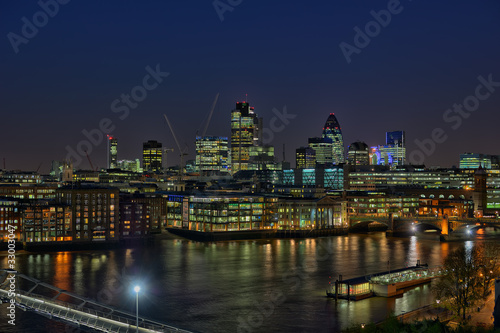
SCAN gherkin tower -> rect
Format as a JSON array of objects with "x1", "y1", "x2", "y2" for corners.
[{"x1": 321, "y1": 113, "x2": 345, "y2": 164}]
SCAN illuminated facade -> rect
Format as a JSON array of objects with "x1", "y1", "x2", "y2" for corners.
[
  {"x1": 187, "y1": 195, "x2": 278, "y2": 232},
  {"x1": 195, "y1": 136, "x2": 229, "y2": 174},
  {"x1": 57, "y1": 187, "x2": 120, "y2": 242},
  {"x1": 321, "y1": 113, "x2": 345, "y2": 164},
  {"x1": 296, "y1": 147, "x2": 316, "y2": 169},
  {"x1": 370, "y1": 131, "x2": 406, "y2": 167},
  {"x1": 277, "y1": 196, "x2": 347, "y2": 229},
  {"x1": 143, "y1": 140, "x2": 163, "y2": 172},
  {"x1": 460, "y1": 153, "x2": 493, "y2": 169},
  {"x1": 119, "y1": 195, "x2": 149, "y2": 238},
  {"x1": 117, "y1": 159, "x2": 142, "y2": 173},
  {"x1": 107, "y1": 136, "x2": 118, "y2": 169},
  {"x1": 249, "y1": 145, "x2": 276, "y2": 171},
  {"x1": 0, "y1": 185, "x2": 57, "y2": 200},
  {"x1": 230, "y1": 102, "x2": 259, "y2": 173},
  {"x1": 0, "y1": 199, "x2": 22, "y2": 241},
  {"x1": 308, "y1": 137, "x2": 333, "y2": 165},
  {"x1": 347, "y1": 141, "x2": 369, "y2": 166},
  {"x1": 23, "y1": 203, "x2": 73, "y2": 242}
]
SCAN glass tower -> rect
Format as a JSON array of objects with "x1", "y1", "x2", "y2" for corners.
[
  {"x1": 321, "y1": 113, "x2": 345, "y2": 164},
  {"x1": 142, "y1": 140, "x2": 163, "y2": 172},
  {"x1": 230, "y1": 102, "x2": 258, "y2": 173},
  {"x1": 107, "y1": 136, "x2": 118, "y2": 169}
]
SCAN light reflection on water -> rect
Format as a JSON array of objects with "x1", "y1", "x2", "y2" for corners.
[{"x1": 0, "y1": 232, "x2": 490, "y2": 332}]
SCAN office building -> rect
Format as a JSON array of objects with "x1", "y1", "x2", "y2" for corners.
[
  {"x1": 230, "y1": 101, "x2": 259, "y2": 173},
  {"x1": 107, "y1": 136, "x2": 118, "y2": 169},
  {"x1": 370, "y1": 131, "x2": 406, "y2": 167},
  {"x1": 195, "y1": 136, "x2": 229, "y2": 174},
  {"x1": 321, "y1": 113, "x2": 345, "y2": 164},
  {"x1": 347, "y1": 141, "x2": 369, "y2": 166},
  {"x1": 249, "y1": 145, "x2": 275, "y2": 171},
  {"x1": 460, "y1": 153, "x2": 493, "y2": 169},
  {"x1": 57, "y1": 186, "x2": 120, "y2": 242},
  {"x1": 143, "y1": 140, "x2": 163, "y2": 172},
  {"x1": 308, "y1": 137, "x2": 333, "y2": 165},
  {"x1": 296, "y1": 147, "x2": 316, "y2": 169}
]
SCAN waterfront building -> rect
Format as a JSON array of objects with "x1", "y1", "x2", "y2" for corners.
[
  {"x1": 143, "y1": 140, "x2": 163, "y2": 172},
  {"x1": 119, "y1": 194, "x2": 149, "y2": 238},
  {"x1": 321, "y1": 113, "x2": 345, "y2": 164},
  {"x1": 0, "y1": 199, "x2": 22, "y2": 241},
  {"x1": 23, "y1": 202, "x2": 72, "y2": 242},
  {"x1": 186, "y1": 194, "x2": 278, "y2": 232},
  {"x1": 296, "y1": 147, "x2": 316, "y2": 169},
  {"x1": 343, "y1": 191, "x2": 419, "y2": 217},
  {"x1": 107, "y1": 136, "x2": 118, "y2": 169},
  {"x1": 418, "y1": 198, "x2": 473, "y2": 218},
  {"x1": 195, "y1": 136, "x2": 229, "y2": 174},
  {"x1": 230, "y1": 101, "x2": 260, "y2": 173},
  {"x1": 347, "y1": 141, "x2": 369, "y2": 166},
  {"x1": 277, "y1": 196, "x2": 347, "y2": 229},
  {"x1": 56, "y1": 186, "x2": 120, "y2": 242}
]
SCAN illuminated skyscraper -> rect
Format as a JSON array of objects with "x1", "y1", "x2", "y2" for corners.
[
  {"x1": 308, "y1": 137, "x2": 333, "y2": 165},
  {"x1": 142, "y1": 140, "x2": 162, "y2": 172},
  {"x1": 370, "y1": 131, "x2": 406, "y2": 167},
  {"x1": 107, "y1": 136, "x2": 118, "y2": 169},
  {"x1": 195, "y1": 136, "x2": 229, "y2": 174},
  {"x1": 347, "y1": 141, "x2": 369, "y2": 166},
  {"x1": 321, "y1": 113, "x2": 345, "y2": 164},
  {"x1": 296, "y1": 146, "x2": 316, "y2": 169},
  {"x1": 231, "y1": 101, "x2": 259, "y2": 173}
]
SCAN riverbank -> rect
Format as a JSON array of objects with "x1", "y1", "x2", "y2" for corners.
[{"x1": 166, "y1": 227, "x2": 348, "y2": 241}]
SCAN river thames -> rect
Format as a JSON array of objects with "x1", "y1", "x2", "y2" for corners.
[{"x1": 0, "y1": 232, "x2": 484, "y2": 332}]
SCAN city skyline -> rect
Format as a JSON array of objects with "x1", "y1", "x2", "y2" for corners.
[{"x1": 2, "y1": 1, "x2": 500, "y2": 172}]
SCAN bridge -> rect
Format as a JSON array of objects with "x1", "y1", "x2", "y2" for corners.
[
  {"x1": 349, "y1": 215, "x2": 500, "y2": 238},
  {"x1": 0, "y1": 269, "x2": 192, "y2": 333}
]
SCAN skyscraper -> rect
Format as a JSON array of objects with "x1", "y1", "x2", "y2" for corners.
[
  {"x1": 296, "y1": 146, "x2": 316, "y2": 169},
  {"x1": 347, "y1": 141, "x2": 369, "y2": 166},
  {"x1": 321, "y1": 113, "x2": 345, "y2": 164},
  {"x1": 195, "y1": 136, "x2": 229, "y2": 174},
  {"x1": 142, "y1": 140, "x2": 162, "y2": 172},
  {"x1": 230, "y1": 101, "x2": 259, "y2": 173},
  {"x1": 107, "y1": 136, "x2": 118, "y2": 169},
  {"x1": 308, "y1": 137, "x2": 333, "y2": 165},
  {"x1": 371, "y1": 131, "x2": 406, "y2": 167}
]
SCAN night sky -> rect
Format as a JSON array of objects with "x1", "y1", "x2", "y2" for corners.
[{"x1": 1, "y1": 0, "x2": 500, "y2": 172}]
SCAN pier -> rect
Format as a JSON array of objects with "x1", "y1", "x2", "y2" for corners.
[{"x1": 327, "y1": 262, "x2": 444, "y2": 300}]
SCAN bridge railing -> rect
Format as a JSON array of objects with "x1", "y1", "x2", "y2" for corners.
[{"x1": 7, "y1": 290, "x2": 189, "y2": 333}]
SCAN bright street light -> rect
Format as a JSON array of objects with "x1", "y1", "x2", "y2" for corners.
[{"x1": 134, "y1": 285, "x2": 141, "y2": 333}]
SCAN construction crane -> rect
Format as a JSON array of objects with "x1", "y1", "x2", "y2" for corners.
[
  {"x1": 84, "y1": 151, "x2": 97, "y2": 171},
  {"x1": 163, "y1": 148, "x2": 174, "y2": 170},
  {"x1": 201, "y1": 93, "x2": 219, "y2": 137},
  {"x1": 163, "y1": 115, "x2": 188, "y2": 182}
]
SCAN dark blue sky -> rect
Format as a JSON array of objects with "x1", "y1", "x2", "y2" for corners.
[{"x1": 1, "y1": 0, "x2": 500, "y2": 172}]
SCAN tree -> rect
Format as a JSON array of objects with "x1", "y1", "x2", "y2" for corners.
[
  {"x1": 434, "y1": 245, "x2": 483, "y2": 321},
  {"x1": 476, "y1": 243, "x2": 500, "y2": 299}
]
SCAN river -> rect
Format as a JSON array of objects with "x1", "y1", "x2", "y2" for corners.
[{"x1": 0, "y1": 232, "x2": 480, "y2": 332}]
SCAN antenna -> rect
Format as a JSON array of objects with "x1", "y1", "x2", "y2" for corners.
[{"x1": 201, "y1": 93, "x2": 220, "y2": 137}]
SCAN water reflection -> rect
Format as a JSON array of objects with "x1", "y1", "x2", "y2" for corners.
[{"x1": 0, "y1": 233, "x2": 471, "y2": 332}]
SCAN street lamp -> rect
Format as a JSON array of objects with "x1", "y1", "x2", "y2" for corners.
[{"x1": 134, "y1": 285, "x2": 140, "y2": 333}]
